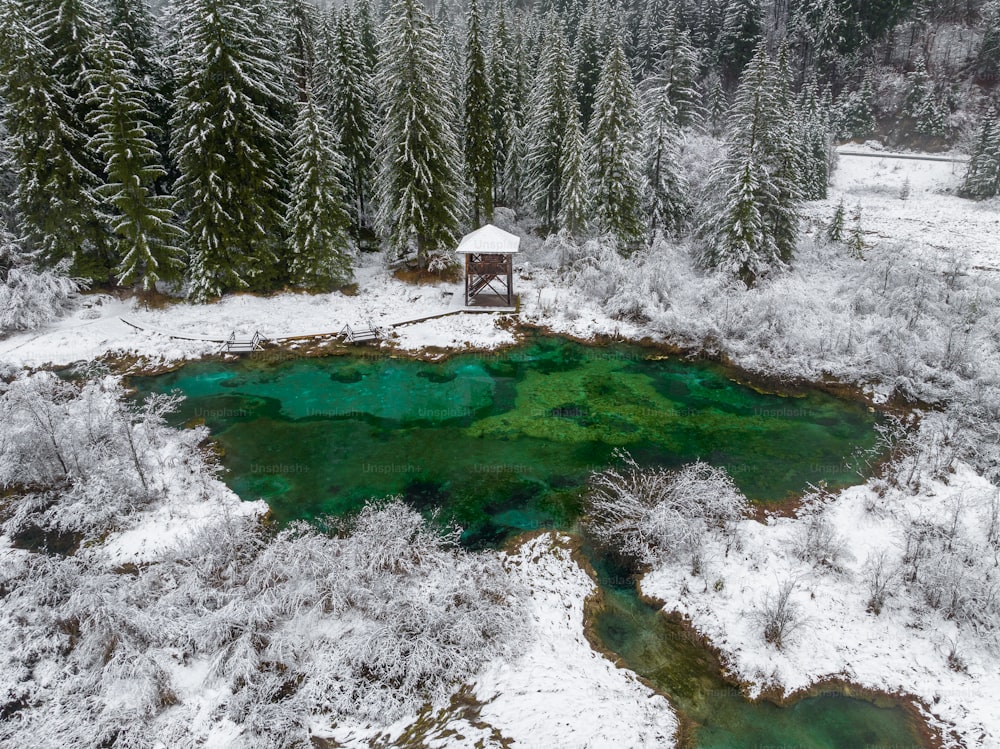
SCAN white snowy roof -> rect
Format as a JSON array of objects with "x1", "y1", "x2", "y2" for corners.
[{"x1": 455, "y1": 224, "x2": 520, "y2": 254}]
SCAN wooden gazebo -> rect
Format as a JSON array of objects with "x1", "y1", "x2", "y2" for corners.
[{"x1": 456, "y1": 224, "x2": 520, "y2": 308}]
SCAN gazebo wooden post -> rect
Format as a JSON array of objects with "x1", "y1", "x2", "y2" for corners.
[{"x1": 506, "y1": 255, "x2": 512, "y2": 306}]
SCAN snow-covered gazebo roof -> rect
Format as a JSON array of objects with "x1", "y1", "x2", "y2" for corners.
[{"x1": 455, "y1": 224, "x2": 520, "y2": 255}]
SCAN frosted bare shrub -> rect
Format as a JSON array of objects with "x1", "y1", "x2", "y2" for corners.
[
  {"x1": 584, "y1": 451, "x2": 748, "y2": 570},
  {"x1": 0, "y1": 372, "x2": 214, "y2": 542},
  {"x1": 793, "y1": 493, "x2": 849, "y2": 572},
  {"x1": 864, "y1": 550, "x2": 900, "y2": 615},
  {"x1": 755, "y1": 578, "x2": 802, "y2": 650}
]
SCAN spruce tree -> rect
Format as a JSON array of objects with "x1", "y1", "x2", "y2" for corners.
[
  {"x1": 847, "y1": 204, "x2": 864, "y2": 259},
  {"x1": 798, "y1": 82, "x2": 833, "y2": 201},
  {"x1": 525, "y1": 14, "x2": 575, "y2": 231},
  {"x1": 375, "y1": 0, "x2": 464, "y2": 266},
  {"x1": 835, "y1": 76, "x2": 877, "y2": 140},
  {"x1": 589, "y1": 36, "x2": 646, "y2": 251},
  {"x1": 961, "y1": 109, "x2": 1000, "y2": 199},
  {"x1": 903, "y1": 59, "x2": 947, "y2": 138},
  {"x1": 640, "y1": 82, "x2": 689, "y2": 242},
  {"x1": 87, "y1": 35, "x2": 184, "y2": 290},
  {"x1": 327, "y1": 10, "x2": 377, "y2": 240},
  {"x1": 106, "y1": 0, "x2": 173, "y2": 182},
  {"x1": 718, "y1": 0, "x2": 762, "y2": 83},
  {"x1": 573, "y1": 0, "x2": 608, "y2": 129},
  {"x1": 645, "y1": 10, "x2": 703, "y2": 129},
  {"x1": 827, "y1": 199, "x2": 845, "y2": 242},
  {"x1": 701, "y1": 45, "x2": 800, "y2": 285},
  {"x1": 170, "y1": 0, "x2": 291, "y2": 299},
  {"x1": 354, "y1": 0, "x2": 379, "y2": 75},
  {"x1": 974, "y1": 0, "x2": 1000, "y2": 83},
  {"x1": 464, "y1": 0, "x2": 494, "y2": 226},
  {"x1": 0, "y1": 2, "x2": 109, "y2": 279},
  {"x1": 285, "y1": 94, "x2": 353, "y2": 290},
  {"x1": 558, "y1": 100, "x2": 590, "y2": 238},
  {"x1": 635, "y1": 0, "x2": 670, "y2": 77},
  {"x1": 489, "y1": 1, "x2": 519, "y2": 207},
  {"x1": 32, "y1": 0, "x2": 104, "y2": 123},
  {"x1": 281, "y1": 0, "x2": 320, "y2": 100}
]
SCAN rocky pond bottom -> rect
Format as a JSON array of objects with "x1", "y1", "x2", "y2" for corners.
[{"x1": 132, "y1": 336, "x2": 927, "y2": 748}]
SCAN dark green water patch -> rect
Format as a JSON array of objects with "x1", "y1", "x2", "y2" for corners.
[
  {"x1": 131, "y1": 336, "x2": 926, "y2": 748},
  {"x1": 133, "y1": 337, "x2": 880, "y2": 539}
]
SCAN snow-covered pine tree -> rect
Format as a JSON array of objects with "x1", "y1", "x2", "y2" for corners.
[
  {"x1": 464, "y1": 0, "x2": 494, "y2": 226},
  {"x1": 701, "y1": 44, "x2": 800, "y2": 285},
  {"x1": 106, "y1": 0, "x2": 172, "y2": 161},
  {"x1": 827, "y1": 198, "x2": 845, "y2": 242},
  {"x1": 285, "y1": 93, "x2": 353, "y2": 290},
  {"x1": 573, "y1": 0, "x2": 609, "y2": 129},
  {"x1": 847, "y1": 203, "x2": 864, "y2": 258},
  {"x1": 835, "y1": 75, "x2": 877, "y2": 140},
  {"x1": 798, "y1": 81, "x2": 833, "y2": 201},
  {"x1": 489, "y1": 1, "x2": 519, "y2": 208},
  {"x1": 639, "y1": 78, "x2": 689, "y2": 242},
  {"x1": 32, "y1": 0, "x2": 104, "y2": 125},
  {"x1": 375, "y1": 0, "x2": 464, "y2": 267},
  {"x1": 326, "y1": 9, "x2": 377, "y2": 240},
  {"x1": 525, "y1": 14, "x2": 575, "y2": 231},
  {"x1": 763, "y1": 46, "x2": 803, "y2": 265},
  {"x1": 86, "y1": 35, "x2": 184, "y2": 290},
  {"x1": 903, "y1": 59, "x2": 948, "y2": 138},
  {"x1": 975, "y1": 0, "x2": 1000, "y2": 83},
  {"x1": 787, "y1": 0, "x2": 848, "y2": 84},
  {"x1": 717, "y1": 0, "x2": 762, "y2": 83},
  {"x1": 635, "y1": 0, "x2": 670, "y2": 77},
  {"x1": 589, "y1": 35, "x2": 646, "y2": 251},
  {"x1": 170, "y1": 0, "x2": 291, "y2": 299},
  {"x1": 281, "y1": 0, "x2": 320, "y2": 100},
  {"x1": 0, "y1": 2, "x2": 109, "y2": 280},
  {"x1": 703, "y1": 71, "x2": 728, "y2": 137},
  {"x1": 558, "y1": 99, "x2": 590, "y2": 238},
  {"x1": 646, "y1": 9, "x2": 703, "y2": 129},
  {"x1": 354, "y1": 0, "x2": 379, "y2": 75},
  {"x1": 961, "y1": 108, "x2": 1000, "y2": 199}
]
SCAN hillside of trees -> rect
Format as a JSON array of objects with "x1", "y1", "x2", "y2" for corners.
[{"x1": 0, "y1": 0, "x2": 998, "y2": 297}]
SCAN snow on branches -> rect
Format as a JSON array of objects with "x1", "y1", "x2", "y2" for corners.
[{"x1": 584, "y1": 451, "x2": 749, "y2": 571}]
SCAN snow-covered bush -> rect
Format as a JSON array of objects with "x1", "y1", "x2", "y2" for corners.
[
  {"x1": 755, "y1": 578, "x2": 802, "y2": 650},
  {"x1": 0, "y1": 226, "x2": 81, "y2": 336},
  {"x1": 0, "y1": 371, "x2": 215, "y2": 543},
  {"x1": 584, "y1": 452, "x2": 748, "y2": 570},
  {"x1": 0, "y1": 500, "x2": 527, "y2": 746},
  {"x1": 792, "y1": 498, "x2": 850, "y2": 572}
]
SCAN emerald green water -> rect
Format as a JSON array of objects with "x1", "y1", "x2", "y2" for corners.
[{"x1": 133, "y1": 337, "x2": 926, "y2": 748}]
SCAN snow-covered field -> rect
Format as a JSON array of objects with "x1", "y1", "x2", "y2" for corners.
[{"x1": 642, "y1": 460, "x2": 1000, "y2": 749}]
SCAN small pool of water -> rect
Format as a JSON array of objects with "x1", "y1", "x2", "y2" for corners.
[{"x1": 132, "y1": 337, "x2": 926, "y2": 748}]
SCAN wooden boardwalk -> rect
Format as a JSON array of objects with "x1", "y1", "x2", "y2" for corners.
[{"x1": 118, "y1": 298, "x2": 516, "y2": 348}]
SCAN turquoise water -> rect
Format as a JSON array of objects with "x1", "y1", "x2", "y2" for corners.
[{"x1": 132, "y1": 337, "x2": 926, "y2": 748}]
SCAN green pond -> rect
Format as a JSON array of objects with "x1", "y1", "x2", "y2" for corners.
[{"x1": 132, "y1": 336, "x2": 927, "y2": 749}]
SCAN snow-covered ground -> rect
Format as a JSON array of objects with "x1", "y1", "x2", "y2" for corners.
[
  {"x1": 325, "y1": 534, "x2": 677, "y2": 749},
  {"x1": 641, "y1": 461, "x2": 1000, "y2": 749},
  {"x1": 820, "y1": 147, "x2": 1000, "y2": 274}
]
